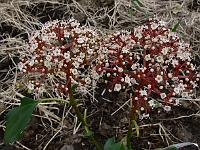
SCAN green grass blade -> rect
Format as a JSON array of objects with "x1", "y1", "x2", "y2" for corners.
[{"x1": 171, "y1": 20, "x2": 181, "y2": 32}]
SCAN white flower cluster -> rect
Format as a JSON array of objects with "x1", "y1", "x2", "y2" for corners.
[
  {"x1": 18, "y1": 19, "x2": 101, "y2": 97},
  {"x1": 96, "y1": 30, "x2": 139, "y2": 91},
  {"x1": 17, "y1": 18, "x2": 199, "y2": 116},
  {"x1": 96, "y1": 19, "x2": 199, "y2": 115}
]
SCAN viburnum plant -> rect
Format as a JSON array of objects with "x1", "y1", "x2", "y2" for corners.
[
  {"x1": 6, "y1": 19, "x2": 103, "y2": 150},
  {"x1": 96, "y1": 19, "x2": 199, "y2": 119},
  {"x1": 4, "y1": 18, "x2": 199, "y2": 150},
  {"x1": 17, "y1": 18, "x2": 101, "y2": 98}
]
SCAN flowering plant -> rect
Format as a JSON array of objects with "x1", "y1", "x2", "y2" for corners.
[
  {"x1": 18, "y1": 18, "x2": 199, "y2": 115},
  {"x1": 4, "y1": 18, "x2": 199, "y2": 149},
  {"x1": 18, "y1": 18, "x2": 101, "y2": 98},
  {"x1": 96, "y1": 19, "x2": 199, "y2": 118}
]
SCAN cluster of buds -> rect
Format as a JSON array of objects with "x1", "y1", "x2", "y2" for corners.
[
  {"x1": 18, "y1": 19, "x2": 101, "y2": 97},
  {"x1": 96, "y1": 19, "x2": 199, "y2": 117},
  {"x1": 18, "y1": 18, "x2": 199, "y2": 117}
]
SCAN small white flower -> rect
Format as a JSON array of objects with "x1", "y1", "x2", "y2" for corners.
[
  {"x1": 49, "y1": 32, "x2": 57, "y2": 38},
  {"x1": 130, "y1": 78, "x2": 138, "y2": 85},
  {"x1": 160, "y1": 93, "x2": 167, "y2": 99},
  {"x1": 88, "y1": 49, "x2": 93, "y2": 55},
  {"x1": 159, "y1": 20, "x2": 166, "y2": 26},
  {"x1": 44, "y1": 60, "x2": 51, "y2": 68},
  {"x1": 125, "y1": 76, "x2": 131, "y2": 84},
  {"x1": 161, "y1": 47, "x2": 169, "y2": 55},
  {"x1": 163, "y1": 106, "x2": 171, "y2": 112},
  {"x1": 118, "y1": 67, "x2": 123, "y2": 72},
  {"x1": 190, "y1": 64, "x2": 195, "y2": 71},
  {"x1": 29, "y1": 59, "x2": 35, "y2": 66},
  {"x1": 71, "y1": 69, "x2": 78, "y2": 75},
  {"x1": 107, "y1": 73, "x2": 111, "y2": 77},
  {"x1": 64, "y1": 52, "x2": 70, "y2": 60},
  {"x1": 172, "y1": 59, "x2": 178, "y2": 67},
  {"x1": 178, "y1": 83, "x2": 185, "y2": 91},
  {"x1": 77, "y1": 58, "x2": 83, "y2": 63},
  {"x1": 121, "y1": 78, "x2": 124, "y2": 82},
  {"x1": 177, "y1": 51, "x2": 191, "y2": 61},
  {"x1": 160, "y1": 37, "x2": 169, "y2": 43},
  {"x1": 136, "y1": 55, "x2": 140, "y2": 60},
  {"x1": 54, "y1": 58, "x2": 59, "y2": 63},
  {"x1": 145, "y1": 54, "x2": 151, "y2": 61},
  {"x1": 168, "y1": 73, "x2": 173, "y2": 78},
  {"x1": 30, "y1": 43, "x2": 38, "y2": 51},
  {"x1": 53, "y1": 48, "x2": 61, "y2": 56},
  {"x1": 174, "y1": 87, "x2": 180, "y2": 94},
  {"x1": 152, "y1": 37, "x2": 158, "y2": 42},
  {"x1": 150, "y1": 68, "x2": 154, "y2": 72},
  {"x1": 70, "y1": 21, "x2": 80, "y2": 27},
  {"x1": 58, "y1": 61, "x2": 63, "y2": 68},
  {"x1": 46, "y1": 55, "x2": 52, "y2": 61},
  {"x1": 131, "y1": 64, "x2": 137, "y2": 70},
  {"x1": 102, "y1": 47, "x2": 108, "y2": 53},
  {"x1": 18, "y1": 62, "x2": 24, "y2": 71},
  {"x1": 114, "y1": 83, "x2": 121, "y2": 92},
  {"x1": 192, "y1": 82, "x2": 198, "y2": 88},
  {"x1": 142, "y1": 113, "x2": 150, "y2": 119},
  {"x1": 74, "y1": 28, "x2": 81, "y2": 34},
  {"x1": 77, "y1": 37, "x2": 84, "y2": 44},
  {"x1": 73, "y1": 61, "x2": 80, "y2": 68},
  {"x1": 139, "y1": 90, "x2": 147, "y2": 96},
  {"x1": 156, "y1": 55, "x2": 164, "y2": 63},
  {"x1": 151, "y1": 22, "x2": 159, "y2": 30},
  {"x1": 79, "y1": 52, "x2": 85, "y2": 58},
  {"x1": 64, "y1": 30, "x2": 70, "y2": 38},
  {"x1": 122, "y1": 47, "x2": 129, "y2": 53},
  {"x1": 134, "y1": 30, "x2": 143, "y2": 39},
  {"x1": 85, "y1": 77, "x2": 92, "y2": 84},
  {"x1": 42, "y1": 35, "x2": 49, "y2": 42},
  {"x1": 155, "y1": 75, "x2": 163, "y2": 83},
  {"x1": 148, "y1": 99, "x2": 156, "y2": 108}
]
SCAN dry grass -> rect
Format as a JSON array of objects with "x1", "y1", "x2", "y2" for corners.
[{"x1": 0, "y1": 0, "x2": 200, "y2": 149}]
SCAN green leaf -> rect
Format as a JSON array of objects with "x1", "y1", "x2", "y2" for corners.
[
  {"x1": 21, "y1": 97, "x2": 36, "y2": 106},
  {"x1": 4, "y1": 97, "x2": 38, "y2": 144},
  {"x1": 164, "y1": 147, "x2": 177, "y2": 150},
  {"x1": 104, "y1": 137, "x2": 128, "y2": 150},
  {"x1": 171, "y1": 20, "x2": 181, "y2": 32},
  {"x1": 83, "y1": 128, "x2": 94, "y2": 137}
]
